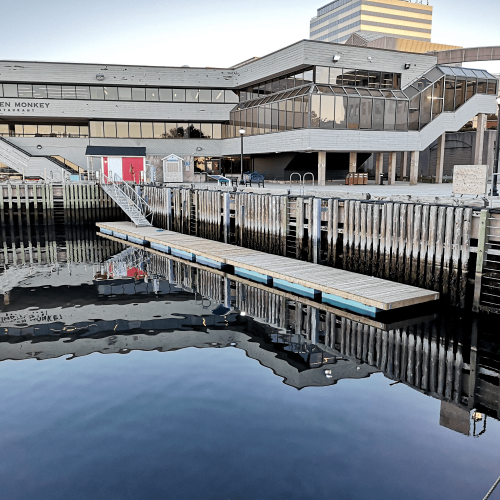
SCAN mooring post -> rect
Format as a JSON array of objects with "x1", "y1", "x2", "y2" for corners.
[
  {"x1": 312, "y1": 197, "x2": 322, "y2": 264},
  {"x1": 166, "y1": 188, "x2": 172, "y2": 230},
  {"x1": 472, "y1": 208, "x2": 489, "y2": 312},
  {"x1": 224, "y1": 277, "x2": 231, "y2": 308},
  {"x1": 223, "y1": 192, "x2": 230, "y2": 243}
]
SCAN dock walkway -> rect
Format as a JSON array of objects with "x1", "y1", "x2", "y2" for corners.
[{"x1": 97, "y1": 221, "x2": 439, "y2": 316}]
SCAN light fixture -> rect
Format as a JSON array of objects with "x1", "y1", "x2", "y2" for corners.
[
  {"x1": 404, "y1": 63, "x2": 411, "y2": 70},
  {"x1": 196, "y1": 147, "x2": 203, "y2": 151},
  {"x1": 239, "y1": 128, "x2": 245, "y2": 135},
  {"x1": 332, "y1": 55, "x2": 341, "y2": 63},
  {"x1": 496, "y1": 96, "x2": 500, "y2": 105},
  {"x1": 36, "y1": 145, "x2": 42, "y2": 150},
  {"x1": 96, "y1": 73, "x2": 105, "y2": 81},
  {"x1": 367, "y1": 56, "x2": 372, "y2": 62}
]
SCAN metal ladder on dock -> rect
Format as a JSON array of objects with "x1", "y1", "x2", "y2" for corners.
[
  {"x1": 286, "y1": 197, "x2": 297, "y2": 258},
  {"x1": 99, "y1": 173, "x2": 153, "y2": 227},
  {"x1": 473, "y1": 209, "x2": 500, "y2": 312}
]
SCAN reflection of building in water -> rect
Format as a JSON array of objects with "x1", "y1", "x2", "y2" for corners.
[{"x1": 1, "y1": 244, "x2": 498, "y2": 434}]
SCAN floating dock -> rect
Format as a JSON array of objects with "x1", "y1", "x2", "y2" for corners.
[{"x1": 96, "y1": 221, "x2": 439, "y2": 316}]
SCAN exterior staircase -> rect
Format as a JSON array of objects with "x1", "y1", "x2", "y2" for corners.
[
  {"x1": 99, "y1": 173, "x2": 153, "y2": 227},
  {"x1": 0, "y1": 137, "x2": 78, "y2": 181}
]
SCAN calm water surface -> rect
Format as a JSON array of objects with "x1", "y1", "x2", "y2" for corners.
[{"x1": 0, "y1": 228, "x2": 499, "y2": 500}]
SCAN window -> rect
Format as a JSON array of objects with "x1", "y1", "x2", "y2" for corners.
[
  {"x1": 177, "y1": 123, "x2": 188, "y2": 138},
  {"x1": 104, "y1": 122, "x2": 116, "y2": 138},
  {"x1": 343, "y1": 70, "x2": 356, "y2": 86},
  {"x1": 200, "y1": 123, "x2": 212, "y2": 138},
  {"x1": 173, "y1": 89, "x2": 185, "y2": 102},
  {"x1": 368, "y1": 72, "x2": 381, "y2": 89},
  {"x1": 212, "y1": 90, "x2": 224, "y2": 102},
  {"x1": 159, "y1": 88, "x2": 172, "y2": 101},
  {"x1": 18, "y1": 85, "x2": 32, "y2": 98},
  {"x1": 360, "y1": 98, "x2": 372, "y2": 129},
  {"x1": 164, "y1": 123, "x2": 177, "y2": 138},
  {"x1": 186, "y1": 89, "x2": 198, "y2": 102},
  {"x1": 334, "y1": 96, "x2": 347, "y2": 128},
  {"x1": 347, "y1": 97, "x2": 360, "y2": 129},
  {"x1": 80, "y1": 125, "x2": 89, "y2": 137},
  {"x1": 311, "y1": 95, "x2": 321, "y2": 127},
  {"x1": 76, "y1": 86, "x2": 90, "y2": 99},
  {"x1": 90, "y1": 87, "x2": 104, "y2": 100},
  {"x1": 372, "y1": 99, "x2": 384, "y2": 130},
  {"x1": 118, "y1": 87, "x2": 132, "y2": 101},
  {"x1": 47, "y1": 85, "x2": 62, "y2": 99},
  {"x1": 33, "y1": 85, "x2": 47, "y2": 98},
  {"x1": 396, "y1": 101, "x2": 409, "y2": 131},
  {"x1": 225, "y1": 90, "x2": 239, "y2": 103},
  {"x1": 419, "y1": 87, "x2": 432, "y2": 127},
  {"x1": 271, "y1": 102, "x2": 279, "y2": 132},
  {"x1": 199, "y1": 89, "x2": 211, "y2": 103},
  {"x1": 24, "y1": 125, "x2": 37, "y2": 136},
  {"x1": 145, "y1": 88, "x2": 159, "y2": 101},
  {"x1": 320, "y1": 95, "x2": 335, "y2": 128},
  {"x1": 316, "y1": 66, "x2": 329, "y2": 85},
  {"x1": 190, "y1": 123, "x2": 202, "y2": 138},
  {"x1": 90, "y1": 121, "x2": 104, "y2": 137},
  {"x1": 329, "y1": 68, "x2": 343, "y2": 86},
  {"x1": 381, "y1": 73, "x2": 393, "y2": 89},
  {"x1": 408, "y1": 95, "x2": 420, "y2": 130},
  {"x1": 153, "y1": 122, "x2": 165, "y2": 139},
  {"x1": 455, "y1": 79, "x2": 466, "y2": 108},
  {"x1": 293, "y1": 98, "x2": 303, "y2": 129},
  {"x1": 132, "y1": 88, "x2": 145, "y2": 101},
  {"x1": 141, "y1": 122, "x2": 153, "y2": 138},
  {"x1": 444, "y1": 78, "x2": 455, "y2": 111},
  {"x1": 66, "y1": 125, "x2": 79, "y2": 137},
  {"x1": 487, "y1": 81, "x2": 497, "y2": 95},
  {"x1": 384, "y1": 100, "x2": 396, "y2": 130},
  {"x1": 103, "y1": 87, "x2": 118, "y2": 100},
  {"x1": 356, "y1": 70, "x2": 369, "y2": 88},
  {"x1": 116, "y1": 122, "x2": 129, "y2": 138},
  {"x1": 129, "y1": 122, "x2": 141, "y2": 138}
]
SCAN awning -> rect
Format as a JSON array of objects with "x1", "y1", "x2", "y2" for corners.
[{"x1": 85, "y1": 146, "x2": 146, "y2": 157}]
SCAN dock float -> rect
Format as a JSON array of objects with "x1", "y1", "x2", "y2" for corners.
[{"x1": 97, "y1": 221, "x2": 439, "y2": 316}]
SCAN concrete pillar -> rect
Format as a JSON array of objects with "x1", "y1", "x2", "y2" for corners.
[
  {"x1": 410, "y1": 151, "x2": 419, "y2": 185},
  {"x1": 388, "y1": 152, "x2": 397, "y2": 185},
  {"x1": 486, "y1": 130, "x2": 495, "y2": 179},
  {"x1": 435, "y1": 133, "x2": 446, "y2": 184},
  {"x1": 349, "y1": 152, "x2": 357, "y2": 173},
  {"x1": 318, "y1": 151, "x2": 326, "y2": 186},
  {"x1": 402, "y1": 151, "x2": 408, "y2": 180},
  {"x1": 474, "y1": 113, "x2": 487, "y2": 165},
  {"x1": 375, "y1": 153, "x2": 384, "y2": 182}
]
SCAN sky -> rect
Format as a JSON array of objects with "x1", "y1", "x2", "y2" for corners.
[{"x1": 0, "y1": 0, "x2": 498, "y2": 72}]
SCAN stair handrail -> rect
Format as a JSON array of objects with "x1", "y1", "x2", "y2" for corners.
[{"x1": 100, "y1": 171, "x2": 154, "y2": 225}]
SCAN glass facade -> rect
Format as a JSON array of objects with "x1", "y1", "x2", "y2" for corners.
[
  {"x1": 0, "y1": 84, "x2": 239, "y2": 104},
  {"x1": 228, "y1": 66, "x2": 498, "y2": 137},
  {"x1": 0, "y1": 123, "x2": 89, "y2": 138},
  {"x1": 89, "y1": 121, "x2": 224, "y2": 139}
]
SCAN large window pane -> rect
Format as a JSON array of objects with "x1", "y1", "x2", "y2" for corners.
[
  {"x1": 0, "y1": 87, "x2": 3, "y2": 98},
  {"x1": 66, "y1": 126, "x2": 79, "y2": 137},
  {"x1": 252, "y1": 107, "x2": 260, "y2": 134},
  {"x1": 129, "y1": 122, "x2": 141, "y2": 138},
  {"x1": 455, "y1": 79, "x2": 466, "y2": 108},
  {"x1": 343, "y1": 69, "x2": 356, "y2": 86},
  {"x1": 334, "y1": 96, "x2": 347, "y2": 128},
  {"x1": 286, "y1": 75, "x2": 295, "y2": 90},
  {"x1": 303, "y1": 69, "x2": 314, "y2": 84},
  {"x1": 225, "y1": 90, "x2": 239, "y2": 103},
  {"x1": 433, "y1": 78, "x2": 444, "y2": 99},
  {"x1": 381, "y1": 73, "x2": 393, "y2": 89},
  {"x1": 347, "y1": 97, "x2": 360, "y2": 130},
  {"x1": 104, "y1": 122, "x2": 116, "y2": 138},
  {"x1": 409, "y1": 95, "x2": 420, "y2": 130},
  {"x1": 90, "y1": 121, "x2": 104, "y2": 137},
  {"x1": 444, "y1": 78, "x2": 455, "y2": 111},
  {"x1": 419, "y1": 87, "x2": 432, "y2": 127},
  {"x1": 189, "y1": 123, "x2": 201, "y2": 138},
  {"x1": 393, "y1": 74, "x2": 401, "y2": 90},
  {"x1": 159, "y1": 88, "x2": 172, "y2": 101},
  {"x1": 466, "y1": 80, "x2": 477, "y2": 101},
  {"x1": 24, "y1": 125, "x2": 37, "y2": 136},
  {"x1": 172, "y1": 89, "x2": 185, "y2": 102},
  {"x1": 396, "y1": 100, "x2": 409, "y2": 130},
  {"x1": 14, "y1": 124, "x2": 23, "y2": 136},
  {"x1": 47, "y1": 85, "x2": 62, "y2": 99},
  {"x1": 153, "y1": 122, "x2": 165, "y2": 139},
  {"x1": 132, "y1": 88, "x2": 146, "y2": 101},
  {"x1": 278, "y1": 100, "x2": 287, "y2": 131},
  {"x1": 384, "y1": 100, "x2": 397, "y2": 130},
  {"x1": 118, "y1": 87, "x2": 132, "y2": 100},
  {"x1": 279, "y1": 77, "x2": 287, "y2": 92},
  {"x1": 33, "y1": 85, "x2": 47, "y2": 98},
  {"x1": 80, "y1": 125, "x2": 89, "y2": 137},
  {"x1": 316, "y1": 66, "x2": 329, "y2": 84},
  {"x1": 186, "y1": 89, "x2": 198, "y2": 102},
  {"x1": 18, "y1": 84, "x2": 32, "y2": 98},
  {"x1": 103, "y1": 87, "x2": 118, "y2": 100},
  {"x1": 357, "y1": 70, "x2": 369, "y2": 87},
  {"x1": 329, "y1": 68, "x2": 342, "y2": 86},
  {"x1": 199, "y1": 89, "x2": 211, "y2": 103},
  {"x1": 372, "y1": 99, "x2": 384, "y2": 130},
  {"x1": 271, "y1": 103, "x2": 279, "y2": 132},
  {"x1": 90, "y1": 86, "x2": 104, "y2": 100},
  {"x1": 264, "y1": 105, "x2": 272, "y2": 133},
  {"x1": 311, "y1": 95, "x2": 321, "y2": 128},
  {"x1": 271, "y1": 79, "x2": 280, "y2": 93},
  {"x1": 320, "y1": 95, "x2": 335, "y2": 128},
  {"x1": 200, "y1": 123, "x2": 212, "y2": 138},
  {"x1": 360, "y1": 98, "x2": 372, "y2": 129},
  {"x1": 477, "y1": 81, "x2": 487, "y2": 94},
  {"x1": 3, "y1": 84, "x2": 18, "y2": 98},
  {"x1": 212, "y1": 90, "x2": 224, "y2": 102},
  {"x1": 51, "y1": 125, "x2": 65, "y2": 137},
  {"x1": 368, "y1": 72, "x2": 381, "y2": 88},
  {"x1": 212, "y1": 123, "x2": 222, "y2": 139},
  {"x1": 76, "y1": 86, "x2": 90, "y2": 99},
  {"x1": 116, "y1": 122, "x2": 129, "y2": 138},
  {"x1": 38, "y1": 125, "x2": 51, "y2": 135},
  {"x1": 487, "y1": 82, "x2": 497, "y2": 94},
  {"x1": 61, "y1": 86, "x2": 76, "y2": 99},
  {"x1": 177, "y1": 123, "x2": 188, "y2": 138},
  {"x1": 164, "y1": 123, "x2": 177, "y2": 138},
  {"x1": 293, "y1": 98, "x2": 303, "y2": 129},
  {"x1": 432, "y1": 98, "x2": 443, "y2": 119},
  {"x1": 286, "y1": 100, "x2": 294, "y2": 131},
  {"x1": 141, "y1": 122, "x2": 153, "y2": 138},
  {"x1": 146, "y1": 88, "x2": 159, "y2": 101}
]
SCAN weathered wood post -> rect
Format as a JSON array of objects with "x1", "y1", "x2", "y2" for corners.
[
  {"x1": 223, "y1": 192, "x2": 230, "y2": 243},
  {"x1": 311, "y1": 197, "x2": 322, "y2": 264},
  {"x1": 472, "y1": 209, "x2": 489, "y2": 312}
]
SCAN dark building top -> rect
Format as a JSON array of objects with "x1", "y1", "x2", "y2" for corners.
[{"x1": 85, "y1": 146, "x2": 146, "y2": 157}]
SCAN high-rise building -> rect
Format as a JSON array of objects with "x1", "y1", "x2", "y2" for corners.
[{"x1": 310, "y1": 0, "x2": 433, "y2": 45}]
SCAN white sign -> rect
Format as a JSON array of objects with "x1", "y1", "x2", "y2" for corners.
[{"x1": 452, "y1": 165, "x2": 488, "y2": 196}]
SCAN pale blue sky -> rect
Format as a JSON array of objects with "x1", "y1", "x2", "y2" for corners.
[{"x1": 1, "y1": 0, "x2": 498, "y2": 72}]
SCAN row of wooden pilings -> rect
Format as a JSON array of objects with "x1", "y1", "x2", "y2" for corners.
[{"x1": 143, "y1": 186, "x2": 487, "y2": 310}]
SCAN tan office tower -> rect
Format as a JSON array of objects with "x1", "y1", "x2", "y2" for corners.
[{"x1": 310, "y1": 0, "x2": 433, "y2": 44}]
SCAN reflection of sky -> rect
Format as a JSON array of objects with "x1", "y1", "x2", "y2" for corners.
[{"x1": 0, "y1": 347, "x2": 498, "y2": 500}]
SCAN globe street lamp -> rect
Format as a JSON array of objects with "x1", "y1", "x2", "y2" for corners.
[
  {"x1": 492, "y1": 96, "x2": 500, "y2": 197},
  {"x1": 239, "y1": 128, "x2": 245, "y2": 177}
]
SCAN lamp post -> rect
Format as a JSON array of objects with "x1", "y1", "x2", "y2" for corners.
[
  {"x1": 239, "y1": 128, "x2": 245, "y2": 176},
  {"x1": 492, "y1": 96, "x2": 500, "y2": 197}
]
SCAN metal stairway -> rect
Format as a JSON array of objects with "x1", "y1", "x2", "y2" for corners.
[{"x1": 99, "y1": 173, "x2": 153, "y2": 227}]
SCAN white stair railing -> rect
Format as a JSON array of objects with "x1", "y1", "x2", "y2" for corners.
[{"x1": 99, "y1": 172, "x2": 154, "y2": 226}]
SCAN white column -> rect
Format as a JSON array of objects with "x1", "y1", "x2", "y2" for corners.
[
  {"x1": 349, "y1": 152, "x2": 357, "y2": 173},
  {"x1": 435, "y1": 133, "x2": 445, "y2": 184},
  {"x1": 318, "y1": 151, "x2": 326, "y2": 186},
  {"x1": 375, "y1": 153, "x2": 384, "y2": 183},
  {"x1": 474, "y1": 113, "x2": 487, "y2": 165},
  {"x1": 410, "y1": 151, "x2": 419, "y2": 186},
  {"x1": 388, "y1": 152, "x2": 397, "y2": 185}
]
